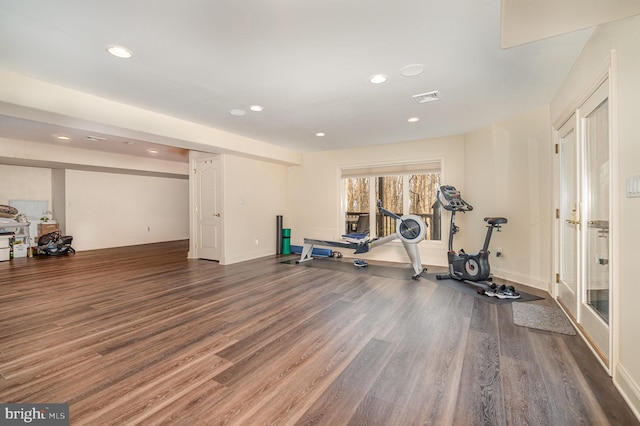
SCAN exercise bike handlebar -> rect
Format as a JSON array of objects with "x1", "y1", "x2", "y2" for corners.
[{"x1": 437, "y1": 185, "x2": 474, "y2": 212}]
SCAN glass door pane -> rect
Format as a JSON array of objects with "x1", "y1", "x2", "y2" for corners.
[
  {"x1": 584, "y1": 98, "x2": 610, "y2": 323},
  {"x1": 578, "y1": 80, "x2": 610, "y2": 367}
]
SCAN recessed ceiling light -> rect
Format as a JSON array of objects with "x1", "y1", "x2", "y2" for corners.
[
  {"x1": 400, "y1": 64, "x2": 426, "y2": 77},
  {"x1": 408, "y1": 117, "x2": 420, "y2": 123},
  {"x1": 369, "y1": 74, "x2": 388, "y2": 84},
  {"x1": 124, "y1": 141, "x2": 135, "y2": 145},
  {"x1": 106, "y1": 45, "x2": 133, "y2": 59},
  {"x1": 249, "y1": 105, "x2": 264, "y2": 112},
  {"x1": 56, "y1": 135, "x2": 70, "y2": 141},
  {"x1": 316, "y1": 132, "x2": 326, "y2": 137},
  {"x1": 147, "y1": 149, "x2": 159, "y2": 155},
  {"x1": 86, "y1": 135, "x2": 106, "y2": 142},
  {"x1": 229, "y1": 109, "x2": 247, "y2": 116}
]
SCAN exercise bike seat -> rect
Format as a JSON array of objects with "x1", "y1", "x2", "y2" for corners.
[{"x1": 484, "y1": 217, "x2": 507, "y2": 225}]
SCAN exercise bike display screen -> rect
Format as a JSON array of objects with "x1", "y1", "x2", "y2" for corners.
[
  {"x1": 441, "y1": 186, "x2": 460, "y2": 198},
  {"x1": 438, "y1": 185, "x2": 472, "y2": 211}
]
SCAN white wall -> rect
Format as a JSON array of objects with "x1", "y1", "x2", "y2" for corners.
[
  {"x1": 464, "y1": 106, "x2": 552, "y2": 289},
  {"x1": 289, "y1": 135, "x2": 466, "y2": 267},
  {"x1": 550, "y1": 15, "x2": 640, "y2": 418},
  {"x1": 221, "y1": 154, "x2": 289, "y2": 264},
  {"x1": 51, "y1": 169, "x2": 66, "y2": 234},
  {"x1": 65, "y1": 169, "x2": 188, "y2": 251},
  {"x1": 0, "y1": 164, "x2": 52, "y2": 206}
]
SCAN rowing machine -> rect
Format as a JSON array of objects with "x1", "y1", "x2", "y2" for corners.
[{"x1": 298, "y1": 202, "x2": 428, "y2": 279}]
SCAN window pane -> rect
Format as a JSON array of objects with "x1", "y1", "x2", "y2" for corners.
[
  {"x1": 344, "y1": 178, "x2": 369, "y2": 233},
  {"x1": 408, "y1": 174, "x2": 441, "y2": 240},
  {"x1": 375, "y1": 176, "x2": 402, "y2": 237}
]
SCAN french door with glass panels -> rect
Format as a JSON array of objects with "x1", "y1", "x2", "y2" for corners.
[{"x1": 557, "y1": 79, "x2": 611, "y2": 370}]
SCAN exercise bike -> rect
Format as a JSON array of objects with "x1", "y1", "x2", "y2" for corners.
[{"x1": 435, "y1": 185, "x2": 506, "y2": 285}]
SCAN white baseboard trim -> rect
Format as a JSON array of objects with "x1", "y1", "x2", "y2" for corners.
[
  {"x1": 491, "y1": 268, "x2": 550, "y2": 291},
  {"x1": 615, "y1": 362, "x2": 640, "y2": 422},
  {"x1": 222, "y1": 250, "x2": 275, "y2": 265}
]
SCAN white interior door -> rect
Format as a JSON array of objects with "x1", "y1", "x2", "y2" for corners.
[
  {"x1": 558, "y1": 116, "x2": 579, "y2": 320},
  {"x1": 195, "y1": 157, "x2": 222, "y2": 261}
]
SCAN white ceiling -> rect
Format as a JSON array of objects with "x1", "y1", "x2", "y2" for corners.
[
  {"x1": 0, "y1": 0, "x2": 599, "y2": 162},
  {"x1": 501, "y1": 0, "x2": 640, "y2": 48}
]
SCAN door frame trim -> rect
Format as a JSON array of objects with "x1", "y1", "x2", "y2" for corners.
[{"x1": 552, "y1": 50, "x2": 619, "y2": 376}]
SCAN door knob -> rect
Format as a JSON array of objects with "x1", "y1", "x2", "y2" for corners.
[{"x1": 213, "y1": 213, "x2": 220, "y2": 217}]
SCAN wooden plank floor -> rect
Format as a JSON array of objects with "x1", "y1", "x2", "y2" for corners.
[{"x1": 1, "y1": 241, "x2": 637, "y2": 425}]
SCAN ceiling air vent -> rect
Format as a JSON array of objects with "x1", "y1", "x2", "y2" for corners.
[{"x1": 412, "y1": 90, "x2": 440, "y2": 104}]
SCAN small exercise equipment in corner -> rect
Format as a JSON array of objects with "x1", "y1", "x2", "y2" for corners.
[
  {"x1": 435, "y1": 185, "x2": 519, "y2": 299},
  {"x1": 297, "y1": 201, "x2": 428, "y2": 279}
]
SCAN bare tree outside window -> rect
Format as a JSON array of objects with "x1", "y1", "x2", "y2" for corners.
[
  {"x1": 409, "y1": 173, "x2": 441, "y2": 216},
  {"x1": 345, "y1": 177, "x2": 369, "y2": 213},
  {"x1": 344, "y1": 178, "x2": 369, "y2": 234},
  {"x1": 376, "y1": 176, "x2": 403, "y2": 236}
]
